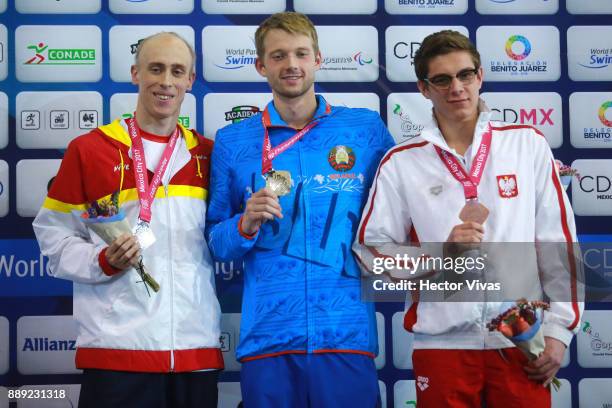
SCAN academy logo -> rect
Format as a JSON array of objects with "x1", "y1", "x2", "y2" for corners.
[
  {"x1": 225, "y1": 105, "x2": 260, "y2": 123},
  {"x1": 24, "y1": 42, "x2": 96, "y2": 65},
  {"x1": 328, "y1": 145, "x2": 356, "y2": 172}
]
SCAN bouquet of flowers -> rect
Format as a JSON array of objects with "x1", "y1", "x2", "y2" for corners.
[
  {"x1": 487, "y1": 299, "x2": 561, "y2": 390},
  {"x1": 81, "y1": 191, "x2": 160, "y2": 294},
  {"x1": 554, "y1": 160, "x2": 580, "y2": 190}
]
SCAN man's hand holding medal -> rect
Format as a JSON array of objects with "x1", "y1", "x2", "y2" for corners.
[
  {"x1": 439, "y1": 125, "x2": 492, "y2": 258},
  {"x1": 81, "y1": 191, "x2": 160, "y2": 295},
  {"x1": 241, "y1": 188, "x2": 284, "y2": 236},
  {"x1": 242, "y1": 115, "x2": 319, "y2": 235}
]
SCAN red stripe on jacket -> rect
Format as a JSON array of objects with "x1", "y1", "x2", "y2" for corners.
[
  {"x1": 549, "y1": 159, "x2": 580, "y2": 331},
  {"x1": 358, "y1": 141, "x2": 429, "y2": 244}
]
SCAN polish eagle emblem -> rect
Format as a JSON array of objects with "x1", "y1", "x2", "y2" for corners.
[{"x1": 496, "y1": 174, "x2": 518, "y2": 198}]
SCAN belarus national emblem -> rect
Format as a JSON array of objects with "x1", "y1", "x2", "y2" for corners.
[
  {"x1": 497, "y1": 174, "x2": 518, "y2": 198},
  {"x1": 328, "y1": 145, "x2": 356, "y2": 172}
]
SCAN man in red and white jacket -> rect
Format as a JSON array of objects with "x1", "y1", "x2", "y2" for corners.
[
  {"x1": 354, "y1": 30, "x2": 582, "y2": 407},
  {"x1": 33, "y1": 32, "x2": 222, "y2": 407}
]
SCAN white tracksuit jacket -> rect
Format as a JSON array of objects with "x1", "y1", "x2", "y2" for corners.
[
  {"x1": 354, "y1": 105, "x2": 583, "y2": 350},
  {"x1": 33, "y1": 120, "x2": 223, "y2": 372}
]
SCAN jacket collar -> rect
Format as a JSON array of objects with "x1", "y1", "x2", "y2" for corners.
[
  {"x1": 98, "y1": 118, "x2": 200, "y2": 151},
  {"x1": 261, "y1": 94, "x2": 332, "y2": 128},
  {"x1": 98, "y1": 118, "x2": 196, "y2": 175},
  {"x1": 419, "y1": 98, "x2": 493, "y2": 156}
]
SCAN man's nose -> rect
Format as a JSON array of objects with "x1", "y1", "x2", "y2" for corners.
[
  {"x1": 160, "y1": 70, "x2": 172, "y2": 87},
  {"x1": 448, "y1": 75, "x2": 464, "y2": 93}
]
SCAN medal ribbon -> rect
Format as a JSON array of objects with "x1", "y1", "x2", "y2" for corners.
[
  {"x1": 434, "y1": 124, "x2": 493, "y2": 200},
  {"x1": 126, "y1": 117, "x2": 179, "y2": 223},
  {"x1": 261, "y1": 113, "x2": 319, "y2": 175}
]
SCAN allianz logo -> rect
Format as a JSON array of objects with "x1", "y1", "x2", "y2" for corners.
[{"x1": 22, "y1": 337, "x2": 76, "y2": 352}]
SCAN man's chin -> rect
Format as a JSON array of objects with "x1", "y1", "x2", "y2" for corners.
[{"x1": 274, "y1": 86, "x2": 312, "y2": 100}]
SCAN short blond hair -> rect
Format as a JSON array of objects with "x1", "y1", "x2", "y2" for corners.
[{"x1": 255, "y1": 12, "x2": 319, "y2": 59}]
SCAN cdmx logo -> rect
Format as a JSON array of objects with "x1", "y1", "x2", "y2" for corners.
[
  {"x1": 599, "y1": 101, "x2": 612, "y2": 127},
  {"x1": 505, "y1": 35, "x2": 531, "y2": 61},
  {"x1": 353, "y1": 51, "x2": 373, "y2": 66},
  {"x1": 24, "y1": 42, "x2": 96, "y2": 65}
]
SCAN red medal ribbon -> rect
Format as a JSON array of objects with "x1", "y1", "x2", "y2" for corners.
[
  {"x1": 261, "y1": 111, "x2": 319, "y2": 175},
  {"x1": 434, "y1": 124, "x2": 493, "y2": 200},
  {"x1": 126, "y1": 117, "x2": 179, "y2": 223}
]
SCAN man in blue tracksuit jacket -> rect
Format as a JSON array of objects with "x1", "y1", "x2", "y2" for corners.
[{"x1": 206, "y1": 12, "x2": 394, "y2": 407}]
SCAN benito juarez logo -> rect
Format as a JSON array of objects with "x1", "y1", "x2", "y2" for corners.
[
  {"x1": 328, "y1": 145, "x2": 356, "y2": 172},
  {"x1": 24, "y1": 42, "x2": 96, "y2": 65}
]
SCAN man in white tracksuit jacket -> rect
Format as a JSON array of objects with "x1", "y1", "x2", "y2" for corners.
[{"x1": 354, "y1": 30, "x2": 582, "y2": 407}]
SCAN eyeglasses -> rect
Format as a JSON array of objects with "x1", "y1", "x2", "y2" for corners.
[{"x1": 423, "y1": 68, "x2": 480, "y2": 90}]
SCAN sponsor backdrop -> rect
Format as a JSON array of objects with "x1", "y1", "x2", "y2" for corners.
[{"x1": 0, "y1": 0, "x2": 611, "y2": 407}]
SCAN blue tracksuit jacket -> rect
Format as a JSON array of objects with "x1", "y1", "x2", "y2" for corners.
[{"x1": 206, "y1": 95, "x2": 395, "y2": 361}]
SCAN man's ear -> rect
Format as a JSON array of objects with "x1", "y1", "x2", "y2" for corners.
[
  {"x1": 475, "y1": 66, "x2": 484, "y2": 91},
  {"x1": 187, "y1": 71, "x2": 195, "y2": 91},
  {"x1": 130, "y1": 64, "x2": 139, "y2": 86},
  {"x1": 417, "y1": 80, "x2": 430, "y2": 100},
  {"x1": 314, "y1": 51, "x2": 322, "y2": 71},
  {"x1": 255, "y1": 57, "x2": 266, "y2": 77}
]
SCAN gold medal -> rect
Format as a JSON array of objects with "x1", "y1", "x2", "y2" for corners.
[
  {"x1": 265, "y1": 170, "x2": 292, "y2": 196},
  {"x1": 459, "y1": 200, "x2": 489, "y2": 224}
]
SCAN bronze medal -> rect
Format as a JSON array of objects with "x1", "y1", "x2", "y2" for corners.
[
  {"x1": 265, "y1": 170, "x2": 292, "y2": 196},
  {"x1": 459, "y1": 200, "x2": 489, "y2": 224}
]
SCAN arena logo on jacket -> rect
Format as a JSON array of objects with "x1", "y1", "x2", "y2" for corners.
[{"x1": 497, "y1": 174, "x2": 519, "y2": 198}]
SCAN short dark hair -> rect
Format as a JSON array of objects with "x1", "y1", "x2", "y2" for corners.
[
  {"x1": 255, "y1": 12, "x2": 319, "y2": 60},
  {"x1": 414, "y1": 30, "x2": 480, "y2": 81}
]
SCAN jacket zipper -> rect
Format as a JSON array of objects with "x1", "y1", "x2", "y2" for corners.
[{"x1": 166, "y1": 181, "x2": 175, "y2": 371}]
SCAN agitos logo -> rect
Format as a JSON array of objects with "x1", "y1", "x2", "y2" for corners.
[
  {"x1": 24, "y1": 42, "x2": 96, "y2": 65},
  {"x1": 353, "y1": 51, "x2": 373, "y2": 66}
]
